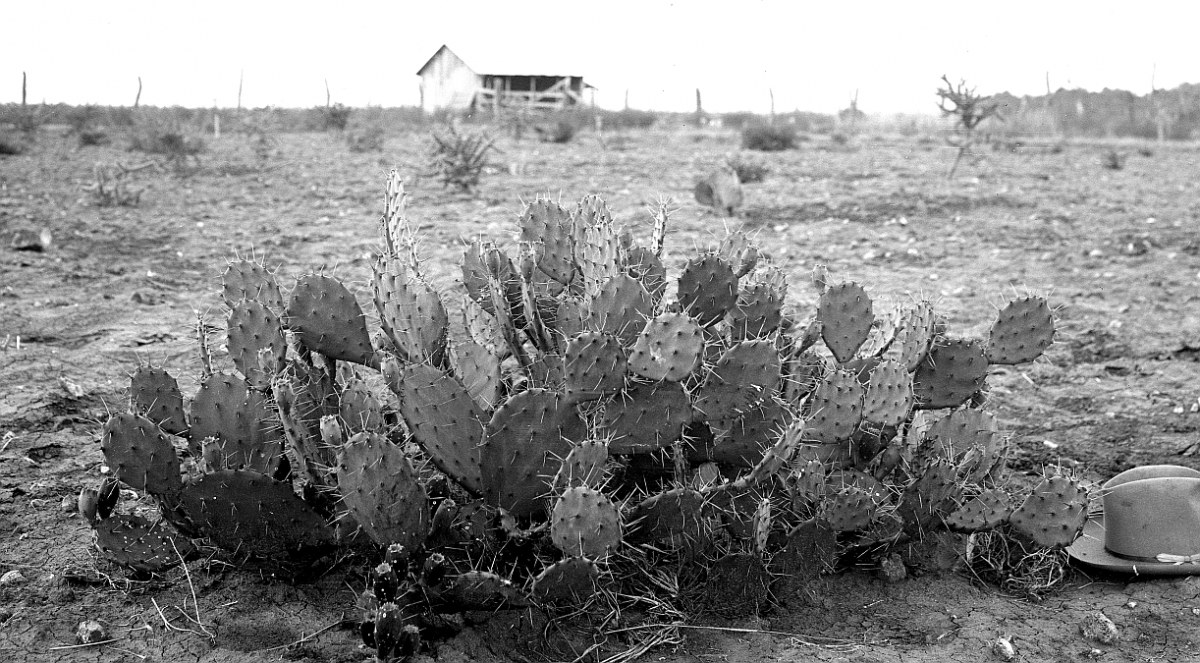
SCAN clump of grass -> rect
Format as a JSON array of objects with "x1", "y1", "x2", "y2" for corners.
[
  {"x1": 427, "y1": 122, "x2": 497, "y2": 192},
  {"x1": 86, "y1": 162, "x2": 144, "y2": 207},
  {"x1": 741, "y1": 122, "x2": 797, "y2": 151},
  {"x1": 724, "y1": 154, "x2": 769, "y2": 183},
  {"x1": 1102, "y1": 149, "x2": 1125, "y2": 170},
  {"x1": 535, "y1": 111, "x2": 585, "y2": 144},
  {"x1": 347, "y1": 124, "x2": 386, "y2": 152},
  {"x1": 78, "y1": 129, "x2": 111, "y2": 147},
  {"x1": 967, "y1": 528, "x2": 1073, "y2": 600},
  {"x1": 322, "y1": 103, "x2": 352, "y2": 131},
  {"x1": 0, "y1": 133, "x2": 28, "y2": 156},
  {"x1": 128, "y1": 118, "x2": 206, "y2": 163},
  {"x1": 598, "y1": 108, "x2": 657, "y2": 131}
]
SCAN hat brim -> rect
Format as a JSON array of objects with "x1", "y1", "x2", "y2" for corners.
[{"x1": 1067, "y1": 517, "x2": 1200, "y2": 577}]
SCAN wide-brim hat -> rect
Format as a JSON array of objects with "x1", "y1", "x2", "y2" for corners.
[{"x1": 1067, "y1": 465, "x2": 1200, "y2": 576}]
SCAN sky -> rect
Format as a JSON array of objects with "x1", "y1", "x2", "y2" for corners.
[{"x1": 3, "y1": 1, "x2": 1198, "y2": 115}]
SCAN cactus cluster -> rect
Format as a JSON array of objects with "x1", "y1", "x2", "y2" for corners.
[{"x1": 83, "y1": 169, "x2": 1073, "y2": 656}]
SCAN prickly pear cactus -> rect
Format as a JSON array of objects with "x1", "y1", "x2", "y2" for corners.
[{"x1": 91, "y1": 173, "x2": 1068, "y2": 610}]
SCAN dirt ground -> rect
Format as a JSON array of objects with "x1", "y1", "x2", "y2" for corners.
[{"x1": 2, "y1": 125, "x2": 1199, "y2": 662}]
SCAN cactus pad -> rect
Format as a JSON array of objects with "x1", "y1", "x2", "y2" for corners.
[
  {"x1": 128, "y1": 366, "x2": 188, "y2": 437},
  {"x1": 481, "y1": 389, "x2": 584, "y2": 517},
  {"x1": 564, "y1": 331, "x2": 627, "y2": 402},
  {"x1": 945, "y1": 489, "x2": 1011, "y2": 532},
  {"x1": 899, "y1": 459, "x2": 961, "y2": 533},
  {"x1": 391, "y1": 362, "x2": 485, "y2": 496},
  {"x1": 441, "y1": 571, "x2": 529, "y2": 611},
  {"x1": 913, "y1": 338, "x2": 989, "y2": 409},
  {"x1": 802, "y1": 368, "x2": 864, "y2": 444},
  {"x1": 623, "y1": 245, "x2": 668, "y2": 303},
  {"x1": 729, "y1": 282, "x2": 784, "y2": 340},
  {"x1": 817, "y1": 282, "x2": 874, "y2": 363},
  {"x1": 603, "y1": 380, "x2": 693, "y2": 454},
  {"x1": 94, "y1": 513, "x2": 195, "y2": 574},
  {"x1": 226, "y1": 300, "x2": 286, "y2": 389},
  {"x1": 923, "y1": 408, "x2": 1003, "y2": 480},
  {"x1": 286, "y1": 274, "x2": 377, "y2": 368},
  {"x1": 336, "y1": 432, "x2": 430, "y2": 550},
  {"x1": 694, "y1": 340, "x2": 782, "y2": 421},
  {"x1": 374, "y1": 265, "x2": 448, "y2": 363},
  {"x1": 551, "y1": 486, "x2": 622, "y2": 558},
  {"x1": 884, "y1": 301, "x2": 937, "y2": 371},
  {"x1": 586, "y1": 274, "x2": 652, "y2": 345},
  {"x1": 1008, "y1": 475, "x2": 1088, "y2": 548},
  {"x1": 451, "y1": 341, "x2": 502, "y2": 411},
  {"x1": 819, "y1": 486, "x2": 878, "y2": 533},
  {"x1": 556, "y1": 439, "x2": 609, "y2": 489},
  {"x1": 628, "y1": 312, "x2": 704, "y2": 382},
  {"x1": 532, "y1": 557, "x2": 600, "y2": 603},
  {"x1": 626, "y1": 487, "x2": 707, "y2": 545},
  {"x1": 221, "y1": 258, "x2": 284, "y2": 312},
  {"x1": 862, "y1": 358, "x2": 914, "y2": 428},
  {"x1": 677, "y1": 255, "x2": 737, "y2": 327},
  {"x1": 711, "y1": 399, "x2": 790, "y2": 468},
  {"x1": 987, "y1": 295, "x2": 1055, "y2": 365},
  {"x1": 101, "y1": 412, "x2": 183, "y2": 498},
  {"x1": 575, "y1": 205, "x2": 623, "y2": 293},
  {"x1": 520, "y1": 198, "x2": 576, "y2": 285},
  {"x1": 181, "y1": 470, "x2": 334, "y2": 564},
  {"x1": 338, "y1": 377, "x2": 385, "y2": 434},
  {"x1": 189, "y1": 373, "x2": 284, "y2": 471}
]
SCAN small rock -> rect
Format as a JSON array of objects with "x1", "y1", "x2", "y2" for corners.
[
  {"x1": 10, "y1": 228, "x2": 51, "y2": 252},
  {"x1": 75, "y1": 620, "x2": 109, "y2": 644},
  {"x1": 991, "y1": 635, "x2": 1016, "y2": 660},
  {"x1": 0, "y1": 569, "x2": 27, "y2": 586},
  {"x1": 878, "y1": 553, "x2": 907, "y2": 583},
  {"x1": 60, "y1": 495, "x2": 76, "y2": 513},
  {"x1": 1080, "y1": 611, "x2": 1119, "y2": 644}
]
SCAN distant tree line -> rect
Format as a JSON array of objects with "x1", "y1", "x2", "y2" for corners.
[{"x1": 989, "y1": 83, "x2": 1200, "y2": 140}]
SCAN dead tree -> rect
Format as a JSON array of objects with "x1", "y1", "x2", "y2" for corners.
[{"x1": 936, "y1": 75, "x2": 1001, "y2": 178}]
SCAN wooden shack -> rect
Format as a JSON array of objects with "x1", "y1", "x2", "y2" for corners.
[{"x1": 417, "y1": 45, "x2": 591, "y2": 114}]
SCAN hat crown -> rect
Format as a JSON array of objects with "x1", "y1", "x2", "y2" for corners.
[{"x1": 1102, "y1": 466, "x2": 1200, "y2": 561}]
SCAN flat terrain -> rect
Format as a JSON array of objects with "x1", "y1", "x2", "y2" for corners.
[{"x1": 2, "y1": 125, "x2": 1199, "y2": 662}]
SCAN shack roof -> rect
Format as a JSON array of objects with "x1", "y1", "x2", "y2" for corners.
[{"x1": 417, "y1": 44, "x2": 589, "y2": 80}]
